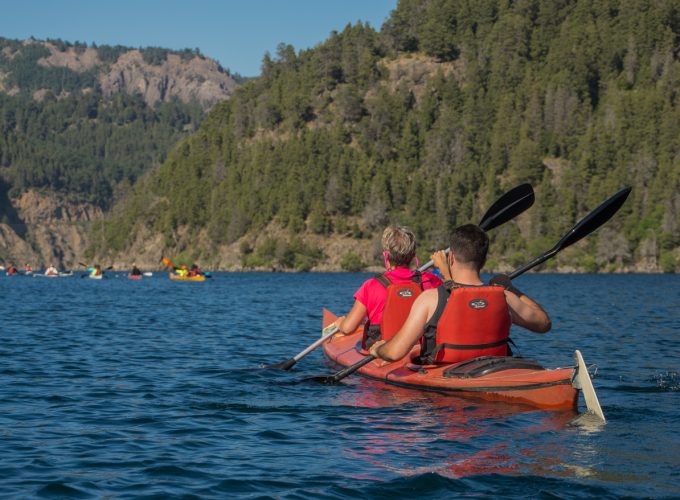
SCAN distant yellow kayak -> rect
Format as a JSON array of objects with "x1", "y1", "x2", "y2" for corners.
[{"x1": 169, "y1": 274, "x2": 206, "y2": 282}]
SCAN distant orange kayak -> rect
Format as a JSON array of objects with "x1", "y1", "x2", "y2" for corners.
[{"x1": 321, "y1": 308, "x2": 581, "y2": 411}]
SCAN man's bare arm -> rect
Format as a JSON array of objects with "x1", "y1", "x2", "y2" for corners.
[{"x1": 505, "y1": 291, "x2": 552, "y2": 333}]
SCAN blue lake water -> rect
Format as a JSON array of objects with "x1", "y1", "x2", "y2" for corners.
[{"x1": 1, "y1": 272, "x2": 679, "y2": 498}]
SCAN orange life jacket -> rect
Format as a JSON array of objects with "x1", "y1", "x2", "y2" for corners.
[
  {"x1": 362, "y1": 271, "x2": 423, "y2": 349},
  {"x1": 420, "y1": 284, "x2": 511, "y2": 364}
]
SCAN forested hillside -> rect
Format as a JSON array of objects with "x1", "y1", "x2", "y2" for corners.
[
  {"x1": 0, "y1": 38, "x2": 239, "y2": 207},
  {"x1": 0, "y1": 38, "x2": 239, "y2": 267},
  {"x1": 95, "y1": 0, "x2": 679, "y2": 272}
]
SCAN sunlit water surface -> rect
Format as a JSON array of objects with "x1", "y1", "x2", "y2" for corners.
[{"x1": 1, "y1": 273, "x2": 678, "y2": 498}]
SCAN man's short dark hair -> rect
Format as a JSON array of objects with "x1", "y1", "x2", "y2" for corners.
[{"x1": 450, "y1": 224, "x2": 489, "y2": 271}]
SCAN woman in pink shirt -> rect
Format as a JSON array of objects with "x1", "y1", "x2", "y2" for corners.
[{"x1": 333, "y1": 225, "x2": 449, "y2": 349}]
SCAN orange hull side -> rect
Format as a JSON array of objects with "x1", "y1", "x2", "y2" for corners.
[{"x1": 322, "y1": 308, "x2": 578, "y2": 410}]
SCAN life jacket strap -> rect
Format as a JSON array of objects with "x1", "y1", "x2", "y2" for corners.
[
  {"x1": 374, "y1": 270, "x2": 423, "y2": 288},
  {"x1": 374, "y1": 273, "x2": 392, "y2": 288},
  {"x1": 433, "y1": 338, "x2": 509, "y2": 352}
]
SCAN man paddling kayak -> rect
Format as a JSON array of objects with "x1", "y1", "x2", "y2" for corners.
[
  {"x1": 332, "y1": 225, "x2": 445, "y2": 350},
  {"x1": 369, "y1": 224, "x2": 551, "y2": 364},
  {"x1": 188, "y1": 264, "x2": 203, "y2": 277}
]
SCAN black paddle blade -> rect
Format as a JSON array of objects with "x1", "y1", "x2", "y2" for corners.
[
  {"x1": 265, "y1": 358, "x2": 297, "y2": 370},
  {"x1": 305, "y1": 375, "x2": 342, "y2": 385},
  {"x1": 479, "y1": 183, "x2": 534, "y2": 231},
  {"x1": 307, "y1": 355, "x2": 377, "y2": 385},
  {"x1": 554, "y1": 187, "x2": 632, "y2": 252}
]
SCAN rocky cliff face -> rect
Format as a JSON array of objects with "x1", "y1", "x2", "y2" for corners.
[
  {"x1": 0, "y1": 191, "x2": 103, "y2": 270},
  {"x1": 0, "y1": 39, "x2": 241, "y2": 268},
  {"x1": 34, "y1": 43, "x2": 237, "y2": 108},
  {"x1": 99, "y1": 50, "x2": 236, "y2": 108}
]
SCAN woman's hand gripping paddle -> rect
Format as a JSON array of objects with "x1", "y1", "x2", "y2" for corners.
[
  {"x1": 314, "y1": 186, "x2": 631, "y2": 386},
  {"x1": 269, "y1": 184, "x2": 534, "y2": 372}
]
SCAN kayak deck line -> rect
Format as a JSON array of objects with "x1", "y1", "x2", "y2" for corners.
[{"x1": 321, "y1": 308, "x2": 604, "y2": 417}]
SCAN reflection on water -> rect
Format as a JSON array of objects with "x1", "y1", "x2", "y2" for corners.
[{"x1": 332, "y1": 380, "x2": 582, "y2": 480}]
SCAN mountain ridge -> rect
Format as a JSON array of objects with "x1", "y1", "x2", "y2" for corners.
[
  {"x1": 1, "y1": 38, "x2": 238, "y2": 107},
  {"x1": 0, "y1": 37, "x2": 240, "y2": 268},
  {"x1": 91, "y1": 0, "x2": 679, "y2": 273}
]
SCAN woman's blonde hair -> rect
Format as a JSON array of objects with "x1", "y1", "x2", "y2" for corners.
[{"x1": 382, "y1": 225, "x2": 417, "y2": 267}]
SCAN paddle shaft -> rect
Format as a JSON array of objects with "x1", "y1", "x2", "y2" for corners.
[
  {"x1": 293, "y1": 327, "x2": 338, "y2": 362},
  {"x1": 325, "y1": 355, "x2": 376, "y2": 384},
  {"x1": 266, "y1": 327, "x2": 338, "y2": 370},
  {"x1": 509, "y1": 187, "x2": 631, "y2": 280},
  {"x1": 508, "y1": 250, "x2": 556, "y2": 279}
]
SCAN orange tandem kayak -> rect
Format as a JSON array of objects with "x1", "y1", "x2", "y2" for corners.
[{"x1": 321, "y1": 308, "x2": 587, "y2": 412}]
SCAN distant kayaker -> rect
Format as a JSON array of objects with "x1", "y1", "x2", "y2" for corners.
[
  {"x1": 7, "y1": 264, "x2": 18, "y2": 275},
  {"x1": 188, "y1": 264, "x2": 203, "y2": 277},
  {"x1": 130, "y1": 264, "x2": 142, "y2": 276},
  {"x1": 369, "y1": 224, "x2": 551, "y2": 364},
  {"x1": 25, "y1": 263, "x2": 33, "y2": 274},
  {"x1": 45, "y1": 265, "x2": 59, "y2": 276},
  {"x1": 88, "y1": 264, "x2": 103, "y2": 277},
  {"x1": 176, "y1": 265, "x2": 189, "y2": 277},
  {"x1": 332, "y1": 225, "x2": 445, "y2": 350}
]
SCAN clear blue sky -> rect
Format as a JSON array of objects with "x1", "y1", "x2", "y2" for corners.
[{"x1": 0, "y1": 0, "x2": 397, "y2": 77}]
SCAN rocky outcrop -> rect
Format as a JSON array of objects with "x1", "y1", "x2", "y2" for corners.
[
  {"x1": 0, "y1": 223, "x2": 37, "y2": 267},
  {"x1": 99, "y1": 51, "x2": 237, "y2": 108},
  {"x1": 14, "y1": 191, "x2": 103, "y2": 224},
  {"x1": 0, "y1": 39, "x2": 241, "y2": 267},
  {"x1": 0, "y1": 191, "x2": 102, "y2": 269},
  {"x1": 37, "y1": 44, "x2": 100, "y2": 71},
  {"x1": 33, "y1": 42, "x2": 238, "y2": 108}
]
